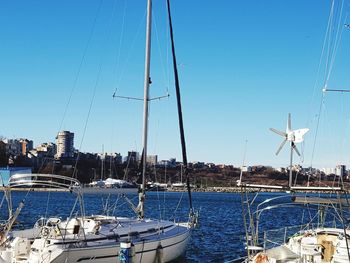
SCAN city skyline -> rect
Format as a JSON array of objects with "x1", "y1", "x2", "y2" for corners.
[
  {"x1": 1, "y1": 1, "x2": 350, "y2": 168},
  {"x1": 1, "y1": 131, "x2": 349, "y2": 173}
]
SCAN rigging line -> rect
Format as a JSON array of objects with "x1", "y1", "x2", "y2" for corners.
[
  {"x1": 322, "y1": 98, "x2": 339, "y2": 162},
  {"x1": 151, "y1": 119, "x2": 160, "y2": 168},
  {"x1": 337, "y1": 94, "x2": 346, "y2": 163},
  {"x1": 327, "y1": 0, "x2": 339, "y2": 79},
  {"x1": 111, "y1": 0, "x2": 127, "y2": 96},
  {"x1": 306, "y1": 1, "x2": 336, "y2": 127},
  {"x1": 111, "y1": 194, "x2": 120, "y2": 215},
  {"x1": 102, "y1": 0, "x2": 123, "y2": 133},
  {"x1": 326, "y1": 0, "x2": 346, "y2": 85},
  {"x1": 44, "y1": 191, "x2": 51, "y2": 220},
  {"x1": 337, "y1": 191, "x2": 350, "y2": 262},
  {"x1": 47, "y1": 0, "x2": 105, "y2": 177},
  {"x1": 171, "y1": 191, "x2": 184, "y2": 221},
  {"x1": 153, "y1": 8, "x2": 171, "y2": 91},
  {"x1": 111, "y1": 0, "x2": 127, "y2": 165},
  {"x1": 309, "y1": 92, "x2": 325, "y2": 168},
  {"x1": 324, "y1": 0, "x2": 335, "y2": 86},
  {"x1": 240, "y1": 190, "x2": 251, "y2": 259},
  {"x1": 0, "y1": 195, "x2": 5, "y2": 210},
  {"x1": 72, "y1": 60, "x2": 103, "y2": 178},
  {"x1": 328, "y1": 4, "x2": 344, "y2": 80},
  {"x1": 340, "y1": 116, "x2": 350, "y2": 163},
  {"x1": 163, "y1": 163, "x2": 167, "y2": 220},
  {"x1": 113, "y1": 9, "x2": 147, "y2": 97},
  {"x1": 73, "y1": 0, "x2": 121, "y2": 177},
  {"x1": 58, "y1": 0, "x2": 104, "y2": 132},
  {"x1": 155, "y1": 164, "x2": 163, "y2": 221}
]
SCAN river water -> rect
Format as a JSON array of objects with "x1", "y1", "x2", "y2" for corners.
[{"x1": 1, "y1": 191, "x2": 305, "y2": 262}]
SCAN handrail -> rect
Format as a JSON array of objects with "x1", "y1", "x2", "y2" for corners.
[{"x1": 9, "y1": 173, "x2": 82, "y2": 191}]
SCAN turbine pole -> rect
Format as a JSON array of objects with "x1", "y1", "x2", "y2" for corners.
[{"x1": 289, "y1": 143, "x2": 293, "y2": 188}]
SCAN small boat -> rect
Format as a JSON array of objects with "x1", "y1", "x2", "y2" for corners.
[
  {"x1": 81, "y1": 178, "x2": 138, "y2": 195},
  {"x1": 146, "y1": 181, "x2": 168, "y2": 191}
]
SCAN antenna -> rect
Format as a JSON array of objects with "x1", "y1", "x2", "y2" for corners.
[{"x1": 270, "y1": 113, "x2": 309, "y2": 188}]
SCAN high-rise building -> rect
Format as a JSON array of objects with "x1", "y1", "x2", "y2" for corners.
[
  {"x1": 56, "y1": 131, "x2": 74, "y2": 159},
  {"x1": 19, "y1": 139, "x2": 33, "y2": 155}
]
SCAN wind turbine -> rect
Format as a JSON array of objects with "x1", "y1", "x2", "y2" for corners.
[{"x1": 270, "y1": 113, "x2": 309, "y2": 188}]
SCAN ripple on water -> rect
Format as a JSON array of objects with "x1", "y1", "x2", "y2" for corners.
[{"x1": 1, "y1": 191, "x2": 315, "y2": 262}]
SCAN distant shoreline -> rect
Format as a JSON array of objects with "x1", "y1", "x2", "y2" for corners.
[
  {"x1": 0, "y1": 186, "x2": 245, "y2": 193},
  {"x1": 2, "y1": 186, "x2": 345, "y2": 194}
]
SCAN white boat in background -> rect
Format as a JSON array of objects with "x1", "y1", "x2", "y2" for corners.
[
  {"x1": 82, "y1": 178, "x2": 138, "y2": 195},
  {"x1": 171, "y1": 182, "x2": 186, "y2": 188},
  {"x1": 146, "y1": 181, "x2": 168, "y2": 191},
  {"x1": 171, "y1": 164, "x2": 186, "y2": 189},
  {"x1": 8, "y1": 173, "x2": 138, "y2": 194}
]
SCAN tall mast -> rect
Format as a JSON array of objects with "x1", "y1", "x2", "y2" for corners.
[
  {"x1": 139, "y1": 0, "x2": 152, "y2": 219},
  {"x1": 101, "y1": 144, "x2": 104, "y2": 181},
  {"x1": 167, "y1": 0, "x2": 193, "y2": 213}
]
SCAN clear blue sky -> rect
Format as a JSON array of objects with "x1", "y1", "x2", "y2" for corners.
[{"x1": 1, "y1": 0, "x2": 350, "y2": 169}]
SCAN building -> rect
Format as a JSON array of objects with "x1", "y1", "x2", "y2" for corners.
[
  {"x1": 56, "y1": 131, "x2": 74, "y2": 159},
  {"x1": 19, "y1": 139, "x2": 33, "y2": 155},
  {"x1": 157, "y1": 158, "x2": 176, "y2": 168},
  {"x1": 335, "y1": 165, "x2": 346, "y2": 177},
  {"x1": 146, "y1": 155, "x2": 158, "y2": 166},
  {"x1": 4, "y1": 139, "x2": 21, "y2": 157},
  {"x1": 292, "y1": 164, "x2": 302, "y2": 172},
  {"x1": 0, "y1": 141, "x2": 6, "y2": 156},
  {"x1": 0, "y1": 141, "x2": 7, "y2": 165},
  {"x1": 321, "y1": 167, "x2": 336, "y2": 176},
  {"x1": 125, "y1": 151, "x2": 139, "y2": 165},
  {"x1": 241, "y1": 166, "x2": 252, "y2": 172},
  {"x1": 112, "y1": 153, "x2": 122, "y2": 165},
  {"x1": 36, "y1": 142, "x2": 57, "y2": 158}
]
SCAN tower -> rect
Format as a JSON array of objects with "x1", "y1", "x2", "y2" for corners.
[{"x1": 56, "y1": 131, "x2": 74, "y2": 159}]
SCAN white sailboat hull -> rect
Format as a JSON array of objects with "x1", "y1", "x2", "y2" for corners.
[
  {"x1": 2, "y1": 217, "x2": 191, "y2": 263},
  {"x1": 249, "y1": 228, "x2": 350, "y2": 263},
  {"x1": 40, "y1": 228, "x2": 189, "y2": 263}
]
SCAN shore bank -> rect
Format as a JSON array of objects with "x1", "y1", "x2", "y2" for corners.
[{"x1": 2, "y1": 186, "x2": 348, "y2": 194}]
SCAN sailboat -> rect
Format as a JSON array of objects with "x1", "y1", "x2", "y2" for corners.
[
  {"x1": 0, "y1": 0, "x2": 197, "y2": 262},
  {"x1": 237, "y1": 115, "x2": 350, "y2": 263},
  {"x1": 233, "y1": 2, "x2": 350, "y2": 262},
  {"x1": 81, "y1": 151, "x2": 138, "y2": 195},
  {"x1": 171, "y1": 164, "x2": 186, "y2": 189}
]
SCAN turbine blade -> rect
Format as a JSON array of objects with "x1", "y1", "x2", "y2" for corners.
[
  {"x1": 292, "y1": 142, "x2": 301, "y2": 156},
  {"x1": 276, "y1": 139, "x2": 287, "y2": 155},
  {"x1": 287, "y1": 113, "x2": 291, "y2": 133},
  {"x1": 294, "y1": 128, "x2": 309, "y2": 143},
  {"x1": 270, "y1": 128, "x2": 287, "y2": 137}
]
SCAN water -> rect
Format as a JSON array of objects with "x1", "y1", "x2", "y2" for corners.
[{"x1": 1, "y1": 191, "x2": 339, "y2": 262}]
